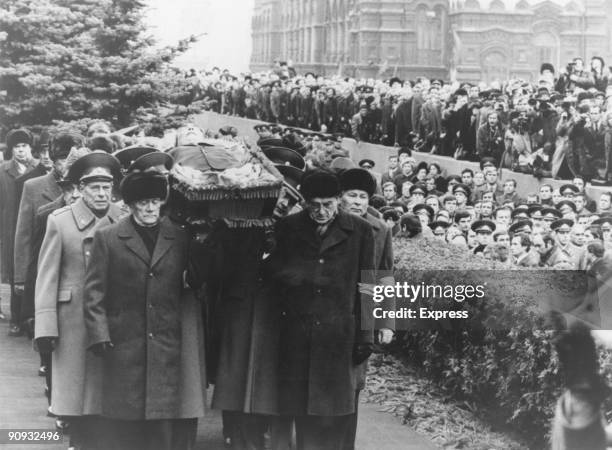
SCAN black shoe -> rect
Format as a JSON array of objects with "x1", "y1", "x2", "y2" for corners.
[
  {"x1": 39, "y1": 365, "x2": 48, "y2": 377},
  {"x1": 8, "y1": 324, "x2": 23, "y2": 337}
]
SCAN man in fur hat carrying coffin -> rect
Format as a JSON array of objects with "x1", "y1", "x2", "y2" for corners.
[
  {"x1": 83, "y1": 170, "x2": 202, "y2": 450},
  {"x1": 265, "y1": 169, "x2": 376, "y2": 450}
]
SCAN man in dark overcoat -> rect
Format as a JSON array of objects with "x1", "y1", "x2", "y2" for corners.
[
  {"x1": 338, "y1": 168, "x2": 396, "y2": 450},
  {"x1": 266, "y1": 169, "x2": 376, "y2": 450},
  {"x1": 0, "y1": 129, "x2": 37, "y2": 331},
  {"x1": 83, "y1": 171, "x2": 202, "y2": 450}
]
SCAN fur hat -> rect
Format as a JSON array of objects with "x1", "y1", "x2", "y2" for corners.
[
  {"x1": 340, "y1": 168, "x2": 376, "y2": 197},
  {"x1": 300, "y1": 170, "x2": 341, "y2": 200},
  {"x1": 51, "y1": 132, "x2": 85, "y2": 161},
  {"x1": 540, "y1": 63, "x2": 555, "y2": 74},
  {"x1": 5, "y1": 128, "x2": 33, "y2": 160},
  {"x1": 120, "y1": 171, "x2": 168, "y2": 204}
]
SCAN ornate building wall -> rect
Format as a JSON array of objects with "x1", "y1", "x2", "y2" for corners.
[{"x1": 251, "y1": 0, "x2": 612, "y2": 83}]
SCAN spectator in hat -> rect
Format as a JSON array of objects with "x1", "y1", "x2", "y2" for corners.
[
  {"x1": 12, "y1": 132, "x2": 85, "y2": 337},
  {"x1": 265, "y1": 169, "x2": 375, "y2": 449},
  {"x1": 34, "y1": 151, "x2": 124, "y2": 449},
  {"x1": 453, "y1": 183, "x2": 471, "y2": 209},
  {"x1": 0, "y1": 129, "x2": 37, "y2": 325},
  {"x1": 393, "y1": 160, "x2": 415, "y2": 193},
  {"x1": 471, "y1": 220, "x2": 496, "y2": 255},
  {"x1": 547, "y1": 219, "x2": 583, "y2": 268}
]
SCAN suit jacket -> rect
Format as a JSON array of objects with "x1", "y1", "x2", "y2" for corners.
[
  {"x1": 84, "y1": 216, "x2": 192, "y2": 420},
  {"x1": 266, "y1": 210, "x2": 375, "y2": 416},
  {"x1": 14, "y1": 170, "x2": 62, "y2": 283},
  {"x1": 394, "y1": 99, "x2": 413, "y2": 146},
  {"x1": 35, "y1": 198, "x2": 124, "y2": 416}
]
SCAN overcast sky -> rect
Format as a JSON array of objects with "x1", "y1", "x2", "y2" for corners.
[{"x1": 145, "y1": 0, "x2": 255, "y2": 73}]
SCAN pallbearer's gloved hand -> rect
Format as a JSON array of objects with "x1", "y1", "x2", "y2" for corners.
[
  {"x1": 36, "y1": 337, "x2": 57, "y2": 354},
  {"x1": 90, "y1": 341, "x2": 114, "y2": 357},
  {"x1": 353, "y1": 342, "x2": 374, "y2": 365}
]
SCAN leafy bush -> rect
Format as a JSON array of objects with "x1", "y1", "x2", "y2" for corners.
[{"x1": 388, "y1": 237, "x2": 596, "y2": 447}]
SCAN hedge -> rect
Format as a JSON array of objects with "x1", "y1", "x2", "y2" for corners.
[{"x1": 389, "y1": 236, "x2": 599, "y2": 447}]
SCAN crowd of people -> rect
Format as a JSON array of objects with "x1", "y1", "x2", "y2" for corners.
[
  {"x1": 0, "y1": 88, "x2": 611, "y2": 450},
  {"x1": 196, "y1": 57, "x2": 612, "y2": 184}
]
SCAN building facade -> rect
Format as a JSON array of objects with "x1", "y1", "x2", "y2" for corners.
[{"x1": 250, "y1": 0, "x2": 612, "y2": 83}]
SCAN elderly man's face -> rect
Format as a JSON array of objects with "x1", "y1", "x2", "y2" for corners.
[
  {"x1": 80, "y1": 181, "x2": 113, "y2": 212},
  {"x1": 273, "y1": 187, "x2": 298, "y2": 218},
  {"x1": 341, "y1": 190, "x2": 369, "y2": 217},
  {"x1": 177, "y1": 124, "x2": 205, "y2": 146},
  {"x1": 306, "y1": 197, "x2": 339, "y2": 224},
  {"x1": 131, "y1": 198, "x2": 163, "y2": 227}
]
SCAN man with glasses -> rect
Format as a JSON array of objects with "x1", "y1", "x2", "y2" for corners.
[{"x1": 266, "y1": 169, "x2": 375, "y2": 449}]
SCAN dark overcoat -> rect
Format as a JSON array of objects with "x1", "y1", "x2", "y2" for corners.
[
  {"x1": 266, "y1": 210, "x2": 376, "y2": 416},
  {"x1": 0, "y1": 159, "x2": 36, "y2": 283},
  {"x1": 83, "y1": 216, "x2": 205, "y2": 420},
  {"x1": 201, "y1": 226, "x2": 281, "y2": 415}
]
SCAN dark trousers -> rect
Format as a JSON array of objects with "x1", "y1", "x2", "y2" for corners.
[
  {"x1": 66, "y1": 415, "x2": 109, "y2": 450},
  {"x1": 222, "y1": 410, "x2": 269, "y2": 450},
  {"x1": 9, "y1": 284, "x2": 21, "y2": 326},
  {"x1": 342, "y1": 391, "x2": 360, "y2": 450},
  {"x1": 293, "y1": 415, "x2": 352, "y2": 450},
  {"x1": 105, "y1": 418, "x2": 197, "y2": 450}
]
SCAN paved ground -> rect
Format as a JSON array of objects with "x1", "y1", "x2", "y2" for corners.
[{"x1": 0, "y1": 286, "x2": 436, "y2": 449}]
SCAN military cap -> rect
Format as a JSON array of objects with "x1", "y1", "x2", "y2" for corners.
[
  {"x1": 454, "y1": 210, "x2": 471, "y2": 223},
  {"x1": 471, "y1": 219, "x2": 496, "y2": 233},
  {"x1": 262, "y1": 146, "x2": 305, "y2": 170},
  {"x1": 550, "y1": 218, "x2": 574, "y2": 232},
  {"x1": 508, "y1": 220, "x2": 533, "y2": 235},
  {"x1": 541, "y1": 207, "x2": 563, "y2": 219},
  {"x1": 258, "y1": 137, "x2": 284, "y2": 148},
  {"x1": 382, "y1": 209, "x2": 400, "y2": 222},
  {"x1": 559, "y1": 184, "x2": 580, "y2": 196},
  {"x1": 409, "y1": 183, "x2": 427, "y2": 196},
  {"x1": 358, "y1": 159, "x2": 375, "y2": 169},
  {"x1": 511, "y1": 207, "x2": 529, "y2": 220},
  {"x1": 591, "y1": 215, "x2": 612, "y2": 227},
  {"x1": 527, "y1": 205, "x2": 544, "y2": 217},
  {"x1": 113, "y1": 146, "x2": 157, "y2": 171},
  {"x1": 276, "y1": 164, "x2": 304, "y2": 201},
  {"x1": 330, "y1": 157, "x2": 356, "y2": 173},
  {"x1": 429, "y1": 220, "x2": 450, "y2": 230},
  {"x1": 300, "y1": 170, "x2": 340, "y2": 200},
  {"x1": 128, "y1": 151, "x2": 174, "y2": 174},
  {"x1": 452, "y1": 183, "x2": 471, "y2": 197},
  {"x1": 5, "y1": 128, "x2": 33, "y2": 160},
  {"x1": 556, "y1": 200, "x2": 577, "y2": 213},
  {"x1": 446, "y1": 174, "x2": 462, "y2": 184},
  {"x1": 67, "y1": 150, "x2": 121, "y2": 184},
  {"x1": 340, "y1": 168, "x2": 376, "y2": 197},
  {"x1": 50, "y1": 132, "x2": 85, "y2": 161},
  {"x1": 412, "y1": 203, "x2": 434, "y2": 220},
  {"x1": 120, "y1": 171, "x2": 168, "y2": 204}
]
